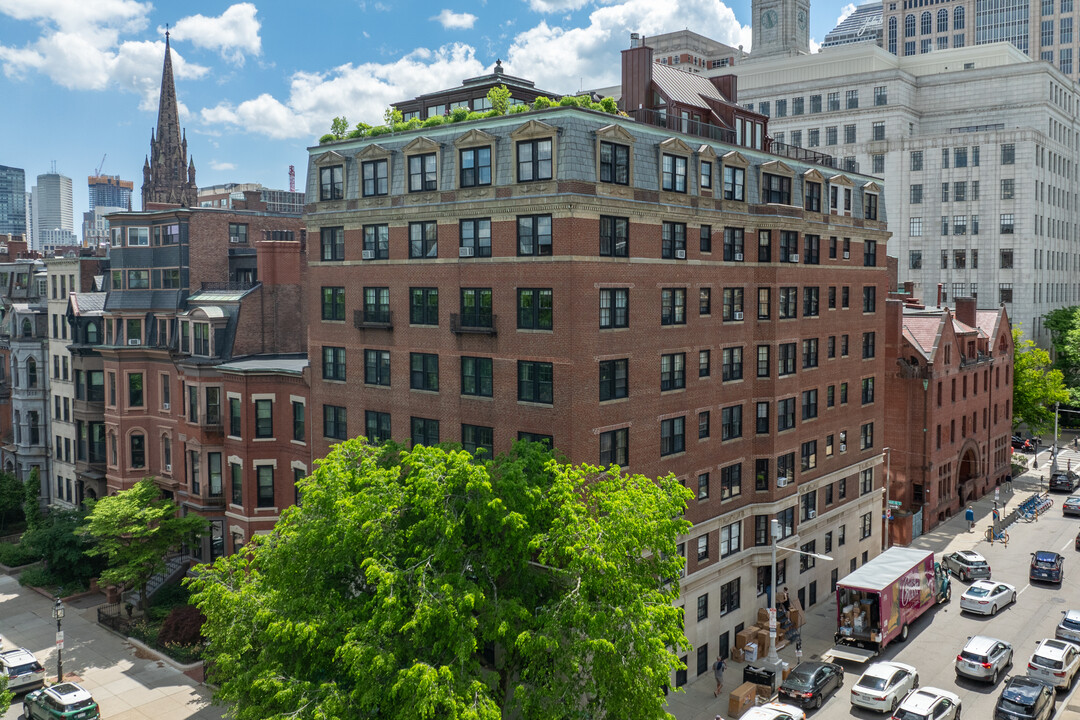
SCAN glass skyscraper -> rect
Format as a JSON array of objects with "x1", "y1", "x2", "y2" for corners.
[{"x1": 0, "y1": 165, "x2": 26, "y2": 236}]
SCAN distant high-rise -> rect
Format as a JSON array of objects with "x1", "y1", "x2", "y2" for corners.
[
  {"x1": 88, "y1": 175, "x2": 133, "y2": 212},
  {"x1": 142, "y1": 32, "x2": 197, "y2": 209},
  {"x1": 35, "y1": 171, "x2": 75, "y2": 252},
  {"x1": 822, "y1": 2, "x2": 884, "y2": 49},
  {"x1": 0, "y1": 165, "x2": 26, "y2": 236}
]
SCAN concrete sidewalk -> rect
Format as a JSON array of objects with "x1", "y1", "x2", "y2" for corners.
[{"x1": 665, "y1": 467, "x2": 1054, "y2": 720}]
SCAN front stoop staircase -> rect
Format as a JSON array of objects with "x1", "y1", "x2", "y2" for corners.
[{"x1": 126, "y1": 553, "x2": 190, "y2": 607}]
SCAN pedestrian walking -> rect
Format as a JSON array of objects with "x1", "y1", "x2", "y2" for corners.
[
  {"x1": 713, "y1": 655, "x2": 727, "y2": 697},
  {"x1": 965, "y1": 505, "x2": 975, "y2": 532}
]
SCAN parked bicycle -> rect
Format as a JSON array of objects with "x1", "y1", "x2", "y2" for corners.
[{"x1": 985, "y1": 525, "x2": 1010, "y2": 546}]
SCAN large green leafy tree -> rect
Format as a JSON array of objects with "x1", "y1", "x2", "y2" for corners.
[
  {"x1": 1044, "y1": 306, "x2": 1080, "y2": 390},
  {"x1": 188, "y1": 440, "x2": 693, "y2": 720},
  {"x1": 82, "y1": 478, "x2": 207, "y2": 610},
  {"x1": 1013, "y1": 328, "x2": 1071, "y2": 433}
]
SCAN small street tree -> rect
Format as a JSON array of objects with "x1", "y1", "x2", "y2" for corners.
[
  {"x1": 0, "y1": 675, "x2": 11, "y2": 715},
  {"x1": 188, "y1": 439, "x2": 693, "y2": 720},
  {"x1": 1013, "y1": 327, "x2": 1071, "y2": 434},
  {"x1": 82, "y1": 478, "x2": 207, "y2": 610},
  {"x1": 22, "y1": 467, "x2": 41, "y2": 531},
  {"x1": 0, "y1": 472, "x2": 22, "y2": 532}
]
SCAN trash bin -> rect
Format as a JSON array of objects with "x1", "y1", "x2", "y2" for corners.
[{"x1": 743, "y1": 664, "x2": 777, "y2": 690}]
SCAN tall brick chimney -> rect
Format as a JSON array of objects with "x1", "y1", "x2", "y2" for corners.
[
  {"x1": 253, "y1": 238, "x2": 305, "y2": 353},
  {"x1": 955, "y1": 296, "x2": 976, "y2": 328},
  {"x1": 620, "y1": 34, "x2": 654, "y2": 114}
]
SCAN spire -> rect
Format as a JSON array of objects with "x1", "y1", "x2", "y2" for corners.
[{"x1": 156, "y1": 28, "x2": 181, "y2": 149}]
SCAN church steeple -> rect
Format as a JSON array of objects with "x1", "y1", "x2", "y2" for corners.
[{"x1": 142, "y1": 28, "x2": 198, "y2": 210}]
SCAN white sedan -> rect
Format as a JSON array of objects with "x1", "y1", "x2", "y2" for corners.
[
  {"x1": 850, "y1": 661, "x2": 920, "y2": 713},
  {"x1": 959, "y1": 579, "x2": 1017, "y2": 616},
  {"x1": 742, "y1": 702, "x2": 806, "y2": 720}
]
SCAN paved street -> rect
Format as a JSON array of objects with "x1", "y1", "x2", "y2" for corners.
[
  {"x1": 671, "y1": 453, "x2": 1080, "y2": 720},
  {"x1": 0, "y1": 575, "x2": 222, "y2": 720}
]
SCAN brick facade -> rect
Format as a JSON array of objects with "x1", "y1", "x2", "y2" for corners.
[{"x1": 884, "y1": 291, "x2": 1013, "y2": 544}]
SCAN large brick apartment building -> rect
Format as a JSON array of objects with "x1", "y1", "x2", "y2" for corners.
[{"x1": 304, "y1": 45, "x2": 891, "y2": 683}]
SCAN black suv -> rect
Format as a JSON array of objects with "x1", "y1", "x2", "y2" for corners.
[
  {"x1": 994, "y1": 676, "x2": 1055, "y2": 720},
  {"x1": 1050, "y1": 471, "x2": 1080, "y2": 492}
]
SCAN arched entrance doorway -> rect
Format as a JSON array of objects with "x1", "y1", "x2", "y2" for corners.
[{"x1": 956, "y1": 443, "x2": 981, "y2": 505}]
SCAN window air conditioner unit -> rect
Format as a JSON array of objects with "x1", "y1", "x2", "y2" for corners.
[
  {"x1": 675, "y1": 249, "x2": 686, "y2": 259},
  {"x1": 229, "y1": 236, "x2": 241, "y2": 243},
  {"x1": 790, "y1": 254, "x2": 800, "y2": 263},
  {"x1": 808, "y1": 510, "x2": 817, "y2": 519},
  {"x1": 734, "y1": 311, "x2": 744, "y2": 320},
  {"x1": 127, "y1": 339, "x2": 141, "y2": 346},
  {"x1": 361, "y1": 250, "x2": 375, "y2": 260},
  {"x1": 734, "y1": 252, "x2": 744, "y2": 261},
  {"x1": 843, "y1": 251, "x2": 850, "y2": 259},
  {"x1": 459, "y1": 246, "x2": 475, "y2": 258},
  {"x1": 840, "y1": 443, "x2": 847, "y2": 452},
  {"x1": 163, "y1": 402, "x2": 170, "y2": 410},
  {"x1": 165, "y1": 464, "x2": 172, "y2": 473},
  {"x1": 777, "y1": 476, "x2": 789, "y2": 488}
]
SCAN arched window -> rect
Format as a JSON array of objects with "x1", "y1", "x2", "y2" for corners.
[
  {"x1": 905, "y1": 14, "x2": 916, "y2": 37},
  {"x1": 921, "y1": 12, "x2": 932, "y2": 34},
  {"x1": 86, "y1": 321, "x2": 100, "y2": 345},
  {"x1": 888, "y1": 17, "x2": 898, "y2": 54},
  {"x1": 26, "y1": 357, "x2": 36, "y2": 389},
  {"x1": 937, "y1": 8, "x2": 948, "y2": 32},
  {"x1": 21, "y1": 318, "x2": 31, "y2": 338},
  {"x1": 954, "y1": 6, "x2": 965, "y2": 29}
]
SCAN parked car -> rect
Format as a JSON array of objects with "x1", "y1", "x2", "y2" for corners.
[
  {"x1": 1026, "y1": 638, "x2": 1080, "y2": 691},
  {"x1": 960, "y1": 580, "x2": 1018, "y2": 615},
  {"x1": 777, "y1": 661, "x2": 844, "y2": 709},
  {"x1": 850, "y1": 660, "x2": 919, "y2": 713},
  {"x1": 1050, "y1": 472, "x2": 1080, "y2": 492},
  {"x1": 941, "y1": 550, "x2": 992, "y2": 581},
  {"x1": 1030, "y1": 551, "x2": 1064, "y2": 584},
  {"x1": 890, "y1": 687, "x2": 961, "y2": 720},
  {"x1": 742, "y1": 701, "x2": 807, "y2": 720},
  {"x1": 955, "y1": 635, "x2": 1013, "y2": 683},
  {"x1": 1058, "y1": 610, "x2": 1080, "y2": 644},
  {"x1": 23, "y1": 682, "x2": 100, "y2": 720},
  {"x1": 0, "y1": 648, "x2": 45, "y2": 693},
  {"x1": 994, "y1": 676, "x2": 1056, "y2": 720},
  {"x1": 1064, "y1": 496, "x2": 1080, "y2": 517}
]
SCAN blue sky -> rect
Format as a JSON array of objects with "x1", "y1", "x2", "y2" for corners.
[{"x1": 0, "y1": 0, "x2": 859, "y2": 226}]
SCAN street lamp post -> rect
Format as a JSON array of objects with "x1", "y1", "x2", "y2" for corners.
[
  {"x1": 1052, "y1": 403, "x2": 1061, "y2": 475},
  {"x1": 51, "y1": 597, "x2": 64, "y2": 683},
  {"x1": 765, "y1": 519, "x2": 834, "y2": 670}
]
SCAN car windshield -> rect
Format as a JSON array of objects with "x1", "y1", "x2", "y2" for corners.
[
  {"x1": 893, "y1": 709, "x2": 930, "y2": 720},
  {"x1": 785, "y1": 669, "x2": 816, "y2": 689},
  {"x1": 967, "y1": 559, "x2": 988, "y2": 567},
  {"x1": 856, "y1": 675, "x2": 889, "y2": 691},
  {"x1": 960, "y1": 650, "x2": 988, "y2": 663},
  {"x1": 999, "y1": 697, "x2": 1036, "y2": 714},
  {"x1": 1035, "y1": 559, "x2": 1058, "y2": 568},
  {"x1": 1032, "y1": 654, "x2": 1064, "y2": 670},
  {"x1": 966, "y1": 587, "x2": 991, "y2": 597},
  {"x1": 1062, "y1": 617, "x2": 1080, "y2": 630},
  {"x1": 7, "y1": 662, "x2": 40, "y2": 675},
  {"x1": 65, "y1": 698, "x2": 96, "y2": 711}
]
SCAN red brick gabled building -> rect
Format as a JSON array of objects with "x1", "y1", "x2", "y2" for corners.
[{"x1": 884, "y1": 291, "x2": 1013, "y2": 544}]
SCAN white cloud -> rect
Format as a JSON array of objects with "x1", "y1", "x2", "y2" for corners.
[
  {"x1": 200, "y1": 43, "x2": 486, "y2": 139},
  {"x1": 506, "y1": 0, "x2": 751, "y2": 91},
  {"x1": 809, "y1": 38, "x2": 821, "y2": 53},
  {"x1": 834, "y1": 2, "x2": 857, "y2": 27},
  {"x1": 197, "y1": 0, "x2": 750, "y2": 139},
  {"x1": 167, "y1": 3, "x2": 262, "y2": 65},
  {"x1": 432, "y1": 8, "x2": 478, "y2": 29},
  {"x1": 209, "y1": 160, "x2": 237, "y2": 170},
  {"x1": 526, "y1": 0, "x2": 590, "y2": 12},
  {"x1": 0, "y1": 0, "x2": 207, "y2": 109}
]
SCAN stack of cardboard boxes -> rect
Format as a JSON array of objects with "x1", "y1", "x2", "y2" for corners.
[
  {"x1": 839, "y1": 601, "x2": 867, "y2": 636},
  {"x1": 731, "y1": 594, "x2": 806, "y2": 663}
]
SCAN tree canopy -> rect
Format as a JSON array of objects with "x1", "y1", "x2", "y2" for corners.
[
  {"x1": 82, "y1": 478, "x2": 207, "y2": 609},
  {"x1": 0, "y1": 675, "x2": 11, "y2": 715},
  {"x1": 1044, "y1": 306, "x2": 1080, "y2": 392},
  {"x1": 188, "y1": 439, "x2": 693, "y2": 720},
  {"x1": 1013, "y1": 327, "x2": 1071, "y2": 433}
]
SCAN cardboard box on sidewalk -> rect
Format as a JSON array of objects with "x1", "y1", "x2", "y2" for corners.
[
  {"x1": 755, "y1": 683, "x2": 773, "y2": 699},
  {"x1": 731, "y1": 646, "x2": 745, "y2": 662},
  {"x1": 736, "y1": 628, "x2": 756, "y2": 649},
  {"x1": 728, "y1": 682, "x2": 757, "y2": 718},
  {"x1": 757, "y1": 607, "x2": 770, "y2": 625}
]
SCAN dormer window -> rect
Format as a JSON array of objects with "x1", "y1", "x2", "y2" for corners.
[
  {"x1": 126, "y1": 318, "x2": 142, "y2": 345},
  {"x1": 362, "y1": 160, "x2": 388, "y2": 197},
  {"x1": 193, "y1": 322, "x2": 211, "y2": 356},
  {"x1": 408, "y1": 153, "x2": 437, "y2": 192},
  {"x1": 86, "y1": 322, "x2": 100, "y2": 345},
  {"x1": 128, "y1": 227, "x2": 149, "y2": 246},
  {"x1": 320, "y1": 165, "x2": 344, "y2": 200},
  {"x1": 662, "y1": 154, "x2": 687, "y2": 192},
  {"x1": 517, "y1": 139, "x2": 552, "y2": 182}
]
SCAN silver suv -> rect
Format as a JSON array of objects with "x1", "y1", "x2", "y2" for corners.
[
  {"x1": 1057, "y1": 610, "x2": 1080, "y2": 644},
  {"x1": 942, "y1": 550, "x2": 992, "y2": 581},
  {"x1": 1027, "y1": 638, "x2": 1080, "y2": 691},
  {"x1": 0, "y1": 648, "x2": 45, "y2": 692},
  {"x1": 955, "y1": 635, "x2": 1013, "y2": 683}
]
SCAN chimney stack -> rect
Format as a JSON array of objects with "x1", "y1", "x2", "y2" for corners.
[
  {"x1": 955, "y1": 296, "x2": 976, "y2": 328},
  {"x1": 936, "y1": 283, "x2": 943, "y2": 307}
]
